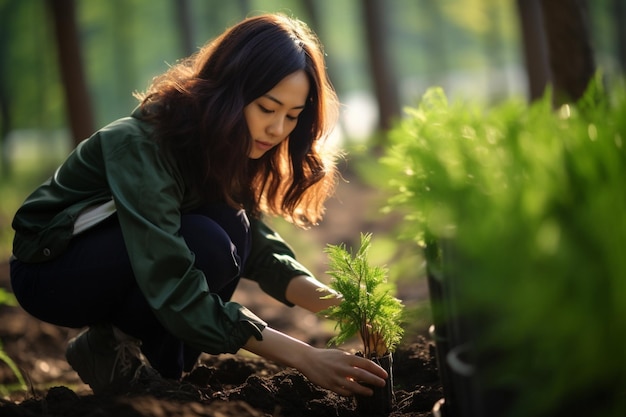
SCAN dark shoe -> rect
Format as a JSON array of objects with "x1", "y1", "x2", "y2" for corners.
[{"x1": 66, "y1": 324, "x2": 151, "y2": 395}]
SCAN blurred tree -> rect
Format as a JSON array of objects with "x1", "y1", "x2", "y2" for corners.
[
  {"x1": 47, "y1": 0, "x2": 94, "y2": 146},
  {"x1": 111, "y1": 0, "x2": 137, "y2": 117},
  {"x1": 540, "y1": 0, "x2": 596, "y2": 105},
  {"x1": 237, "y1": 0, "x2": 251, "y2": 19},
  {"x1": 613, "y1": 0, "x2": 626, "y2": 74},
  {"x1": 517, "y1": 0, "x2": 595, "y2": 104},
  {"x1": 516, "y1": 0, "x2": 551, "y2": 101},
  {"x1": 300, "y1": 0, "x2": 343, "y2": 97},
  {"x1": 301, "y1": 0, "x2": 319, "y2": 30},
  {"x1": 0, "y1": 1, "x2": 12, "y2": 177},
  {"x1": 362, "y1": 0, "x2": 400, "y2": 134},
  {"x1": 0, "y1": 87, "x2": 8, "y2": 177},
  {"x1": 175, "y1": 0, "x2": 194, "y2": 56},
  {"x1": 484, "y1": 4, "x2": 510, "y2": 101}
]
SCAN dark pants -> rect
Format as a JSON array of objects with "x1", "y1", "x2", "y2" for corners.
[{"x1": 10, "y1": 204, "x2": 250, "y2": 379}]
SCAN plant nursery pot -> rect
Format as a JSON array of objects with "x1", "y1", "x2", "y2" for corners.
[{"x1": 354, "y1": 352, "x2": 395, "y2": 416}]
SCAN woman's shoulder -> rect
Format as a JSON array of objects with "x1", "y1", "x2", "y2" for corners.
[
  {"x1": 94, "y1": 112, "x2": 184, "y2": 184},
  {"x1": 92, "y1": 111, "x2": 159, "y2": 157},
  {"x1": 98, "y1": 111, "x2": 154, "y2": 142}
]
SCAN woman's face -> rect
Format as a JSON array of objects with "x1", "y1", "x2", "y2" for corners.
[{"x1": 244, "y1": 70, "x2": 310, "y2": 159}]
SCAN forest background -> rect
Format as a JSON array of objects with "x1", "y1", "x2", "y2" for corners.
[{"x1": 0, "y1": 0, "x2": 625, "y2": 281}]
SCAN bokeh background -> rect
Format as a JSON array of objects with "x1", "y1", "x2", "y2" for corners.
[
  {"x1": 0, "y1": 0, "x2": 622, "y2": 295},
  {"x1": 1, "y1": 1, "x2": 624, "y2": 155}
]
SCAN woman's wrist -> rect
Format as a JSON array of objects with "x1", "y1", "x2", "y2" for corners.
[{"x1": 243, "y1": 326, "x2": 314, "y2": 369}]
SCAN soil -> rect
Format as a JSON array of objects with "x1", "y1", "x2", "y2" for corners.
[{"x1": 0, "y1": 177, "x2": 442, "y2": 417}]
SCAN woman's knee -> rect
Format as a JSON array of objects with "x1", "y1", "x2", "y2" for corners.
[{"x1": 180, "y1": 215, "x2": 242, "y2": 289}]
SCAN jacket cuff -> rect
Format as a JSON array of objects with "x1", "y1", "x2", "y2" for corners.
[{"x1": 224, "y1": 304, "x2": 267, "y2": 353}]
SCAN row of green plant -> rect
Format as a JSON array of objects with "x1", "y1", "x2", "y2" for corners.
[{"x1": 381, "y1": 79, "x2": 626, "y2": 416}]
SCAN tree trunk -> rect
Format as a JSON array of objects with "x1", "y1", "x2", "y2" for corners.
[
  {"x1": 539, "y1": 0, "x2": 596, "y2": 105},
  {"x1": 612, "y1": 0, "x2": 626, "y2": 74},
  {"x1": 111, "y1": 0, "x2": 137, "y2": 115},
  {"x1": 362, "y1": 0, "x2": 400, "y2": 134},
  {"x1": 484, "y1": 4, "x2": 509, "y2": 101},
  {"x1": 0, "y1": 81, "x2": 10, "y2": 178},
  {"x1": 236, "y1": 0, "x2": 251, "y2": 19},
  {"x1": 516, "y1": 0, "x2": 551, "y2": 102},
  {"x1": 301, "y1": 0, "x2": 343, "y2": 97},
  {"x1": 47, "y1": 0, "x2": 94, "y2": 146},
  {"x1": 0, "y1": 2, "x2": 12, "y2": 177},
  {"x1": 174, "y1": 0, "x2": 194, "y2": 57},
  {"x1": 301, "y1": 0, "x2": 320, "y2": 32}
]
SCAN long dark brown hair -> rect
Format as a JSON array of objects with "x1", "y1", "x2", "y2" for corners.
[{"x1": 134, "y1": 13, "x2": 340, "y2": 227}]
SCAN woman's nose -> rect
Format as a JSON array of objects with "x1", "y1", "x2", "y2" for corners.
[{"x1": 267, "y1": 117, "x2": 285, "y2": 137}]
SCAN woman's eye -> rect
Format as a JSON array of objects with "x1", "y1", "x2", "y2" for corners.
[{"x1": 258, "y1": 103, "x2": 299, "y2": 121}]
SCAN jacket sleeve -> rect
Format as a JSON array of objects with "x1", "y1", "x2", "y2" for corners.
[
  {"x1": 101, "y1": 122, "x2": 266, "y2": 354},
  {"x1": 243, "y1": 218, "x2": 315, "y2": 307}
]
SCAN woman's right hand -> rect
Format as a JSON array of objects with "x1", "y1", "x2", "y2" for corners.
[{"x1": 297, "y1": 346, "x2": 388, "y2": 397}]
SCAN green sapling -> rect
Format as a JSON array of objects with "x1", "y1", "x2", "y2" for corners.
[{"x1": 319, "y1": 233, "x2": 404, "y2": 358}]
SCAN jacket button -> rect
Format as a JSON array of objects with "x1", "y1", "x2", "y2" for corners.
[{"x1": 43, "y1": 248, "x2": 51, "y2": 256}]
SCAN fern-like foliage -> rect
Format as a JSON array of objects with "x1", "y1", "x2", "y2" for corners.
[{"x1": 319, "y1": 233, "x2": 404, "y2": 358}]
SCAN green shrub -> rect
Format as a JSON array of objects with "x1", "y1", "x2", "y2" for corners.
[{"x1": 382, "y1": 80, "x2": 626, "y2": 417}]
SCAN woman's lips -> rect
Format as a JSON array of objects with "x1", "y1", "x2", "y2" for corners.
[{"x1": 255, "y1": 140, "x2": 274, "y2": 151}]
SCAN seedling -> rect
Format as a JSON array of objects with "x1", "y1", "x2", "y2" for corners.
[
  {"x1": 320, "y1": 233, "x2": 404, "y2": 357},
  {"x1": 319, "y1": 233, "x2": 404, "y2": 415}
]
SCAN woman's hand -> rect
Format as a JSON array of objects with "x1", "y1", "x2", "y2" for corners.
[
  {"x1": 244, "y1": 327, "x2": 387, "y2": 397},
  {"x1": 297, "y1": 347, "x2": 388, "y2": 397}
]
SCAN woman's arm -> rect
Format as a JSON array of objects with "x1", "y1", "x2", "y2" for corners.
[
  {"x1": 284, "y1": 274, "x2": 341, "y2": 313},
  {"x1": 243, "y1": 327, "x2": 387, "y2": 397}
]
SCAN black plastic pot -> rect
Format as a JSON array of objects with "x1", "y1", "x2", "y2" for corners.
[
  {"x1": 355, "y1": 353, "x2": 395, "y2": 416},
  {"x1": 426, "y1": 238, "x2": 516, "y2": 417}
]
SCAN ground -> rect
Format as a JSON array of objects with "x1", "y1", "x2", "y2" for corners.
[{"x1": 0, "y1": 177, "x2": 442, "y2": 416}]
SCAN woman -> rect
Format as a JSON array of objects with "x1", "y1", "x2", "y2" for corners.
[{"x1": 9, "y1": 13, "x2": 387, "y2": 397}]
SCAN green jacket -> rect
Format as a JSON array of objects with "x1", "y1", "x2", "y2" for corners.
[{"x1": 11, "y1": 109, "x2": 314, "y2": 354}]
